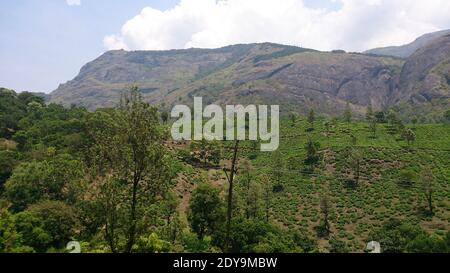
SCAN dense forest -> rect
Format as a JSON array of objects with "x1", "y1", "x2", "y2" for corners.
[{"x1": 0, "y1": 87, "x2": 449, "y2": 253}]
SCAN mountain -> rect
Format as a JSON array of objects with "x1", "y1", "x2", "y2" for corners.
[
  {"x1": 51, "y1": 43, "x2": 403, "y2": 116},
  {"x1": 50, "y1": 32, "x2": 450, "y2": 121},
  {"x1": 392, "y1": 33, "x2": 450, "y2": 121},
  {"x1": 364, "y1": 29, "x2": 450, "y2": 58}
]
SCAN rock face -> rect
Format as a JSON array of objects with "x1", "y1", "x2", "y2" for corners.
[
  {"x1": 51, "y1": 33, "x2": 450, "y2": 121},
  {"x1": 393, "y1": 34, "x2": 450, "y2": 121},
  {"x1": 364, "y1": 29, "x2": 450, "y2": 58}
]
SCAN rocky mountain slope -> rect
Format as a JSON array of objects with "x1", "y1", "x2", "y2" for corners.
[
  {"x1": 50, "y1": 32, "x2": 450, "y2": 121},
  {"x1": 393, "y1": 34, "x2": 450, "y2": 121},
  {"x1": 364, "y1": 29, "x2": 450, "y2": 58}
]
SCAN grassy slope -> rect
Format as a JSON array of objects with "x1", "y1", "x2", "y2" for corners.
[{"x1": 180, "y1": 119, "x2": 450, "y2": 252}]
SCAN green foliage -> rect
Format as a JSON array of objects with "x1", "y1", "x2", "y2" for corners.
[
  {"x1": 304, "y1": 139, "x2": 320, "y2": 166},
  {"x1": 133, "y1": 233, "x2": 171, "y2": 253},
  {"x1": 182, "y1": 231, "x2": 217, "y2": 253},
  {"x1": 86, "y1": 86, "x2": 175, "y2": 253},
  {"x1": 374, "y1": 111, "x2": 386, "y2": 123},
  {"x1": 189, "y1": 183, "x2": 225, "y2": 239},
  {"x1": 328, "y1": 236, "x2": 350, "y2": 253},
  {"x1": 4, "y1": 154, "x2": 84, "y2": 212},
  {"x1": 307, "y1": 109, "x2": 315, "y2": 128},
  {"x1": 444, "y1": 109, "x2": 450, "y2": 123},
  {"x1": 369, "y1": 218, "x2": 448, "y2": 253},
  {"x1": 288, "y1": 112, "x2": 298, "y2": 127},
  {"x1": 401, "y1": 128, "x2": 416, "y2": 147},
  {"x1": 365, "y1": 105, "x2": 374, "y2": 122},
  {"x1": 0, "y1": 150, "x2": 19, "y2": 187},
  {"x1": 0, "y1": 209, "x2": 33, "y2": 253},
  {"x1": 0, "y1": 89, "x2": 44, "y2": 139},
  {"x1": 343, "y1": 102, "x2": 352, "y2": 123},
  {"x1": 216, "y1": 218, "x2": 315, "y2": 253},
  {"x1": 419, "y1": 167, "x2": 435, "y2": 216},
  {"x1": 398, "y1": 169, "x2": 416, "y2": 187},
  {"x1": 270, "y1": 150, "x2": 285, "y2": 191},
  {"x1": 1, "y1": 86, "x2": 449, "y2": 253},
  {"x1": 190, "y1": 139, "x2": 222, "y2": 166},
  {"x1": 17, "y1": 201, "x2": 79, "y2": 251}
]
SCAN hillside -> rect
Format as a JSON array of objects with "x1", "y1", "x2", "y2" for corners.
[
  {"x1": 1, "y1": 90, "x2": 449, "y2": 253},
  {"x1": 364, "y1": 29, "x2": 450, "y2": 58},
  {"x1": 50, "y1": 43, "x2": 403, "y2": 115},
  {"x1": 51, "y1": 32, "x2": 450, "y2": 121},
  {"x1": 393, "y1": 34, "x2": 450, "y2": 121}
]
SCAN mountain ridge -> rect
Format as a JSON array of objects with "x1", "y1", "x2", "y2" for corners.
[
  {"x1": 50, "y1": 32, "x2": 450, "y2": 122},
  {"x1": 364, "y1": 29, "x2": 450, "y2": 58}
]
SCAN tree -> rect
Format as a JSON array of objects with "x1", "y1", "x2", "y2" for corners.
[
  {"x1": 398, "y1": 169, "x2": 416, "y2": 187},
  {"x1": 369, "y1": 218, "x2": 423, "y2": 253},
  {"x1": 401, "y1": 128, "x2": 416, "y2": 147},
  {"x1": 161, "y1": 191, "x2": 180, "y2": 236},
  {"x1": 316, "y1": 193, "x2": 331, "y2": 237},
  {"x1": 86, "y1": 86, "x2": 175, "y2": 253},
  {"x1": 324, "y1": 120, "x2": 331, "y2": 135},
  {"x1": 223, "y1": 140, "x2": 239, "y2": 252},
  {"x1": 307, "y1": 109, "x2": 315, "y2": 128},
  {"x1": 160, "y1": 111, "x2": 169, "y2": 124},
  {"x1": 387, "y1": 109, "x2": 399, "y2": 125},
  {"x1": 288, "y1": 112, "x2": 298, "y2": 127},
  {"x1": 328, "y1": 236, "x2": 349, "y2": 253},
  {"x1": 16, "y1": 201, "x2": 79, "y2": 251},
  {"x1": 189, "y1": 183, "x2": 225, "y2": 239},
  {"x1": 444, "y1": 109, "x2": 450, "y2": 123},
  {"x1": 369, "y1": 119, "x2": 377, "y2": 138},
  {"x1": 260, "y1": 175, "x2": 272, "y2": 222},
  {"x1": 343, "y1": 102, "x2": 352, "y2": 123},
  {"x1": 190, "y1": 139, "x2": 222, "y2": 166},
  {"x1": 271, "y1": 150, "x2": 285, "y2": 191},
  {"x1": 375, "y1": 111, "x2": 386, "y2": 123},
  {"x1": 0, "y1": 150, "x2": 18, "y2": 187},
  {"x1": 239, "y1": 159, "x2": 256, "y2": 219},
  {"x1": 411, "y1": 117, "x2": 418, "y2": 128},
  {"x1": 0, "y1": 209, "x2": 32, "y2": 253},
  {"x1": 348, "y1": 148, "x2": 363, "y2": 187},
  {"x1": 365, "y1": 104, "x2": 374, "y2": 122},
  {"x1": 4, "y1": 154, "x2": 84, "y2": 212},
  {"x1": 420, "y1": 167, "x2": 434, "y2": 216},
  {"x1": 304, "y1": 139, "x2": 320, "y2": 166}
]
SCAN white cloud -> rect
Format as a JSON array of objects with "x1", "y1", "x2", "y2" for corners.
[
  {"x1": 66, "y1": 0, "x2": 81, "y2": 6},
  {"x1": 104, "y1": 0, "x2": 450, "y2": 52}
]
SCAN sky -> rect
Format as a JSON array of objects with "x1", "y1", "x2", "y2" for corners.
[{"x1": 1, "y1": 0, "x2": 449, "y2": 94}]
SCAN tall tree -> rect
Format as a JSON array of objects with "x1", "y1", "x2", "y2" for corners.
[
  {"x1": 271, "y1": 150, "x2": 285, "y2": 190},
  {"x1": 307, "y1": 109, "x2": 315, "y2": 128},
  {"x1": 343, "y1": 102, "x2": 352, "y2": 123},
  {"x1": 87, "y1": 86, "x2": 174, "y2": 253},
  {"x1": 289, "y1": 112, "x2": 298, "y2": 127},
  {"x1": 401, "y1": 128, "x2": 416, "y2": 148},
  {"x1": 318, "y1": 193, "x2": 331, "y2": 237},
  {"x1": 239, "y1": 159, "x2": 254, "y2": 219},
  {"x1": 223, "y1": 140, "x2": 239, "y2": 252},
  {"x1": 260, "y1": 175, "x2": 272, "y2": 223},
  {"x1": 420, "y1": 167, "x2": 435, "y2": 216},
  {"x1": 189, "y1": 183, "x2": 224, "y2": 239},
  {"x1": 305, "y1": 138, "x2": 320, "y2": 166},
  {"x1": 348, "y1": 148, "x2": 363, "y2": 187},
  {"x1": 366, "y1": 104, "x2": 374, "y2": 122},
  {"x1": 369, "y1": 119, "x2": 377, "y2": 138},
  {"x1": 444, "y1": 109, "x2": 450, "y2": 123}
]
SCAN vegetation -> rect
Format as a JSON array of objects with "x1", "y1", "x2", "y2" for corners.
[{"x1": 0, "y1": 87, "x2": 448, "y2": 253}]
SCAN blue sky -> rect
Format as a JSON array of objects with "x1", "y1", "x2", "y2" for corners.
[
  {"x1": 0, "y1": 0, "x2": 179, "y2": 93},
  {"x1": 1, "y1": 0, "x2": 448, "y2": 94}
]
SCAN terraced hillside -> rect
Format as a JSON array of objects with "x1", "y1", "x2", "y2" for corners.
[{"x1": 177, "y1": 117, "x2": 450, "y2": 252}]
